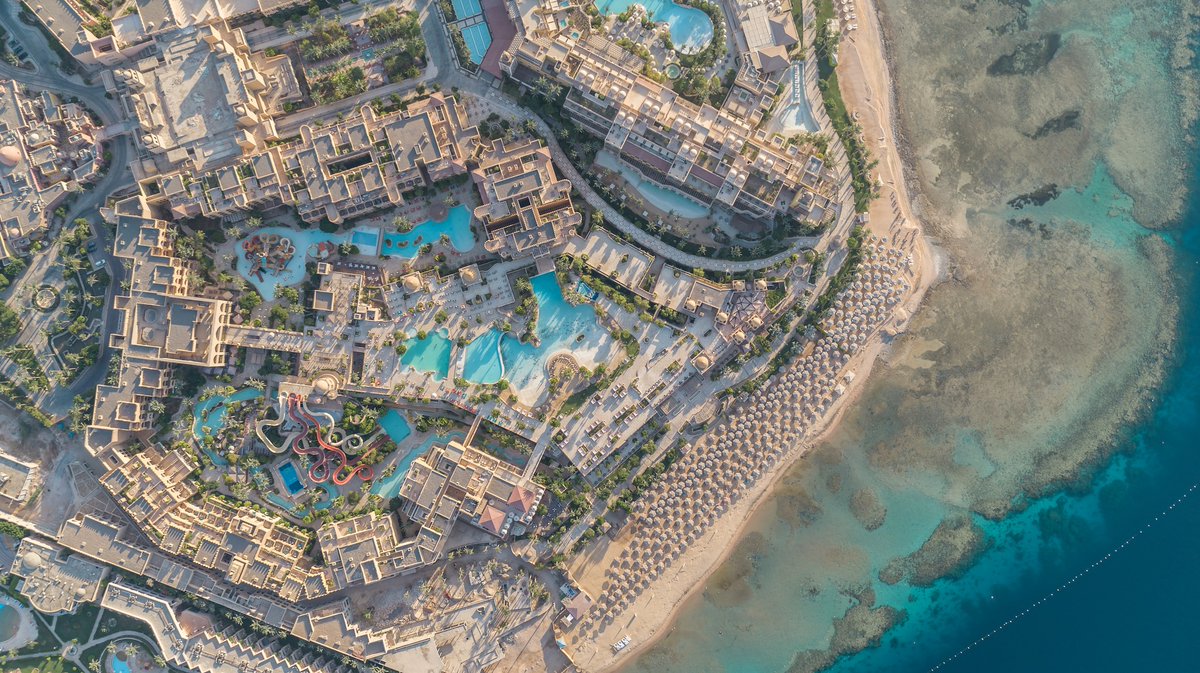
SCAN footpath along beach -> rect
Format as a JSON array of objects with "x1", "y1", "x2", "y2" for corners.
[{"x1": 559, "y1": 0, "x2": 941, "y2": 669}]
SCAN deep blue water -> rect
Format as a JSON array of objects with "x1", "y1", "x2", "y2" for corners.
[{"x1": 826, "y1": 157, "x2": 1200, "y2": 673}]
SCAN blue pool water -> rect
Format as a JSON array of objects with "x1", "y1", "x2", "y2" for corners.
[
  {"x1": 278, "y1": 462, "x2": 304, "y2": 495},
  {"x1": 460, "y1": 23, "x2": 492, "y2": 66},
  {"x1": 0, "y1": 604, "x2": 20, "y2": 642},
  {"x1": 369, "y1": 431, "x2": 467, "y2": 499},
  {"x1": 381, "y1": 204, "x2": 475, "y2": 257},
  {"x1": 595, "y1": 150, "x2": 710, "y2": 219},
  {"x1": 193, "y1": 388, "x2": 263, "y2": 446},
  {"x1": 451, "y1": 0, "x2": 482, "y2": 17},
  {"x1": 461, "y1": 273, "x2": 608, "y2": 391},
  {"x1": 351, "y1": 229, "x2": 379, "y2": 249},
  {"x1": 779, "y1": 62, "x2": 818, "y2": 133},
  {"x1": 378, "y1": 409, "x2": 412, "y2": 445},
  {"x1": 239, "y1": 205, "x2": 475, "y2": 300},
  {"x1": 400, "y1": 329, "x2": 454, "y2": 379},
  {"x1": 109, "y1": 657, "x2": 132, "y2": 673},
  {"x1": 595, "y1": 0, "x2": 714, "y2": 54}
]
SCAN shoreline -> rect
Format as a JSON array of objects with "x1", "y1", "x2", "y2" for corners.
[{"x1": 568, "y1": 1, "x2": 942, "y2": 669}]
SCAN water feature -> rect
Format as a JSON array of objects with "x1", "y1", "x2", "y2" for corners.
[
  {"x1": 400, "y1": 329, "x2": 454, "y2": 379},
  {"x1": 460, "y1": 273, "x2": 609, "y2": 393},
  {"x1": 382, "y1": 204, "x2": 475, "y2": 256},
  {"x1": 0, "y1": 604, "x2": 20, "y2": 642},
  {"x1": 109, "y1": 656, "x2": 133, "y2": 673},
  {"x1": 595, "y1": 150, "x2": 710, "y2": 219},
  {"x1": 369, "y1": 431, "x2": 467, "y2": 499},
  {"x1": 192, "y1": 388, "x2": 264, "y2": 466},
  {"x1": 278, "y1": 462, "x2": 304, "y2": 495},
  {"x1": 238, "y1": 205, "x2": 475, "y2": 300},
  {"x1": 617, "y1": 0, "x2": 1199, "y2": 670},
  {"x1": 595, "y1": 0, "x2": 714, "y2": 54},
  {"x1": 378, "y1": 409, "x2": 413, "y2": 445},
  {"x1": 779, "y1": 62, "x2": 819, "y2": 134}
]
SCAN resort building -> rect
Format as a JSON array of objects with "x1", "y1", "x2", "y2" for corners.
[
  {"x1": 398, "y1": 439, "x2": 544, "y2": 541},
  {"x1": 87, "y1": 201, "x2": 232, "y2": 462},
  {"x1": 9, "y1": 537, "x2": 108, "y2": 614},
  {"x1": 473, "y1": 137, "x2": 582, "y2": 260},
  {"x1": 0, "y1": 81, "x2": 104, "y2": 259},
  {"x1": 121, "y1": 20, "x2": 301, "y2": 177},
  {"x1": 0, "y1": 449, "x2": 39, "y2": 507},
  {"x1": 502, "y1": 27, "x2": 837, "y2": 224},
  {"x1": 143, "y1": 93, "x2": 480, "y2": 224}
]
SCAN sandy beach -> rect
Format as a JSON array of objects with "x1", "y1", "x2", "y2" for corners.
[{"x1": 562, "y1": 1, "x2": 941, "y2": 669}]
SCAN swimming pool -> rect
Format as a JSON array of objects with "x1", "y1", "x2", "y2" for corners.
[
  {"x1": 779, "y1": 62, "x2": 818, "y2": 133},
  {"x1": 461, "y1": 273, "x2": 609, "y2": 392},
  {"x1": 109, "y1": 656, "x2": 133, "y2": 673},
  {"x1": 595, "y1": 150, "x2": 710, "y2": 219},
  {"x1": 382, "y1": 204, "x2": 475, "y2": 256},
  {"x1": 400, "y1": 329, "x2": 454, "y2": 379},
  {"x1": 369, "y1": 431, "x2": 466, "y2": 499},
  {"x1": 0, "y1": 604, "x2": 20, "y2": 642},
  {"x1": 351, "y1": 229, "x2": 379, "y2": 249},
  {"x1": 238, "y1": 205, "x2": 475, "y2": 300},
  {"x1": 378, "y1": 409, "x2": 412, "y2": 445},
  {"x1": 278, "y1": 462, "x2": 304, "y2": 495},
  {"x1": 595, "y1": 0, "x2": 714, "y2": 54},
  {"x1": 460, "y1": 23, "x2": 492, "y2": 65},
  {"x1": 452, "y1": 0, "x2": 482, "y2": 17}
]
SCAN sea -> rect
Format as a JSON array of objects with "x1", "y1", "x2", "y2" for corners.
[{"x1": 617, "y1": 1, "x2": 1200, "y2": 672}]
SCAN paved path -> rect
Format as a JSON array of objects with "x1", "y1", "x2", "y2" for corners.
[{"x1": 0, "y1": 1, "x2": 134, "y2": 419}]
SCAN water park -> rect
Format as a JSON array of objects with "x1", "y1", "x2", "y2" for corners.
[
  {"x1": 255, "y1": 394, "x2": 390, "y2": 486},
  {"x1": 235, "y1": 205, "x2": 476, "y2": 300}
]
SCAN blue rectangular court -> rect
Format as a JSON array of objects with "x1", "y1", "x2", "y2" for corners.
[{"x1": 452, "y1": 0, "x2": 482, "y2": 17}]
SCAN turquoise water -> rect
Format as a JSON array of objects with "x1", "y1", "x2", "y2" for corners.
[
  {"x1": 0, "y1": 604, "x2": 20, "y2": 641},
  {"x1": 779, "y1": 63, "x2": 818, "y2": 133},
  {"x1": 596, "y1": 0, "x2": 714, "y2": 54},
  {"x1": 617, "y1": 0, "x2": 1199, "y2": 670},
  {"x1": 369, "y1": 431, "x2": 466, "y2": 498},
  {"x1": 109, "y1": 656, "x2": 132, "y2": 673},
  {"x1": 192, "y1": 388, "x2": 264, "y2": 466},
  {"x1": 595, "y1": 150, "x2": 710, "y2": 218},
  {"x1": 460, "y1": 23, "x2": 492, "y2": 65},
  {"x1": 400, "y1": 329, "x2": 454, "y2": 379},
  {"x1": 382, "y1": 204, "x2": 475, "y2": 255},
  {"x1": 239, "y1": 205, "x2": 475, "y2": 300},
  {"x1": 461, "y1": 273, "x2": 608, "y2": 391},
  {"x1": 378, "y1": 409, "x2": 412, "y2": 444},
  {"x1": 278, "y1": 462, "x2": 304, "y2": 495}
]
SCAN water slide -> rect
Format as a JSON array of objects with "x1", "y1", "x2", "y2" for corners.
[{"x1": 253, "y1": 393, "x2": 384, "y2": 486}]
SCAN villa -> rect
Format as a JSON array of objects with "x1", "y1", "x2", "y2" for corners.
[
  {"x1": 473, "y1": 137, "x2": 582, "y2": 260},
  {"x1": 502, "y1": 25, "x2": 837, "y2": 224},
  {"x1": 144, "y1": 93, "x2": 481, "y2": 224},
  {"x1": 8, "y1": 537, "x2": 108, "y2": 615},
  {"x1": 0, "y1": 81, "x2": 103, "y2": 259},
  {"x1": 399, "y1": 439, "x2": 544, "y2": 539}
]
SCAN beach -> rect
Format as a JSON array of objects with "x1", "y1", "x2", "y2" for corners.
[{"x1": 559, "y1": 1, "x2": 940, "y2": 667}]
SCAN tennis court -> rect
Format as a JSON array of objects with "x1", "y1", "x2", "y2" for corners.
[
  {"x1": 461, "y1": 23, "x2": 492, "y2": 65},
  {"x1": 452, "y1": 0, "x2": 482, "y2": 17}
]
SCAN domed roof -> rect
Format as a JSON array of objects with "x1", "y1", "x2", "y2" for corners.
[
  {"x1": 402, "y1": 273, "x2": 422, "y2": 292},
  {"x1": 314, "y1": 377, "x2": 333, "y2": 393},
  {"x1": 0, "y1": 145, "x2": 20, "y2": 167},
  {"x1": 693, "y1": 354, "x2": 711, "y2": 370},
  {"x1": 21, "y1": 551, "x2": 43, "y2": 570},
  {"x1": 74, "y1": 586, "x2": 87, "y2": 599},
  {"x1": 732, "y1": 329, "x2": 746, "y2": 341},
  {"x1": 754, "y1": 279, "x2": 768, "y2": 290},
  {"x1": 749, "y1": 315, "x2": 763, "y2": 329},
  {"x1": 715, "y1": 311, "x2": 729, "y2": 323},
  {"x1": 459, "y1": 265, "x2": 479, "y2": 283},
  {"x1": 684, "y1": 299, "x2": 698, "y2": 312}
]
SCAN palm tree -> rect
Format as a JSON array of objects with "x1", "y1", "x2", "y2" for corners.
[{"x1": 87, "y1": 659, "x2": 100, "y2": 672}]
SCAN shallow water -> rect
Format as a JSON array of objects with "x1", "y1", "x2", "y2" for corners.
[{"x1": 616, "y1": 0, "x2": 1198, "y2": 671}]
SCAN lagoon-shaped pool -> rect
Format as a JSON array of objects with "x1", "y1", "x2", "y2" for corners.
[
  {"x1": 237, "y1": 205, "x2": 475, "y2": 300},
  {"x1": 596, "y1": 0, "x2": 714, "y2": 54},
  {"x1": 400, "y1": 329, "x2": 455, "y2": 379},
  {"x1": 461, "y1": 273, "x2": 610, "y2": 393},
  {"x1": 596, "y1": 150, "x2": 711, "y2": 219}
]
